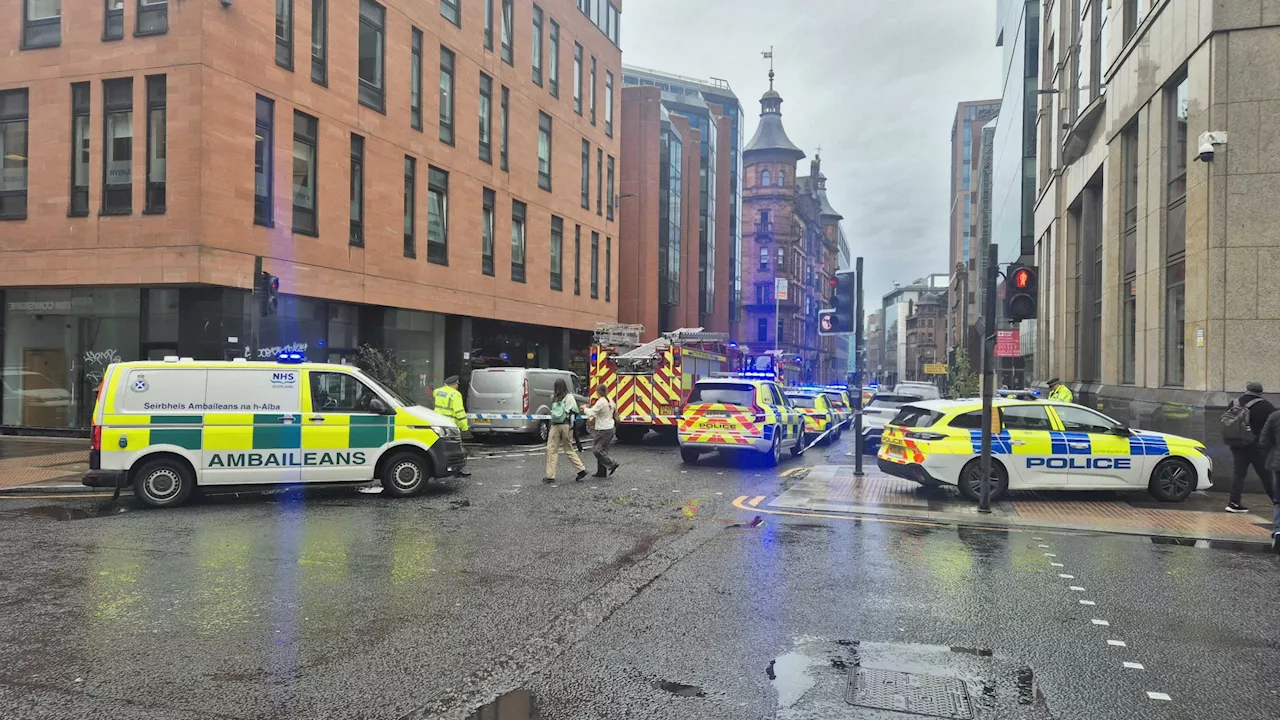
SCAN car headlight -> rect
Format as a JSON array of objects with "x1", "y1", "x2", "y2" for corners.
[{"x1": 433, "y1": 425, "x2": 462, "y2": 441}]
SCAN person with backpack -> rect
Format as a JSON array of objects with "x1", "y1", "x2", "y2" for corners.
[
  {"x1": 1221, "y1": 381, "x2": 1275, "y2": 513},
  {"x1": 584, "y1": 388, "x2": 621, "y2": 478},
  {"x1": 543, "y1": 378, "x2": 588, "y2": 484},
  {"x1": 1255, "y1": 408, "x2": 1280, "y2": 550}
]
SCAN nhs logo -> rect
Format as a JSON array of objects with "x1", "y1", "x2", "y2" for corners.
[{"x1": 271, "y1": 372, "x2": 298, "y2": 386}]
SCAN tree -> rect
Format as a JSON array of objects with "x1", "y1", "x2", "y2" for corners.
[
  {"x1": 354, "y1": 345, "x2": 414, "y2": 399},
  {"x1": 949, "y1": 347, "x2": 979, "y2": 399}
]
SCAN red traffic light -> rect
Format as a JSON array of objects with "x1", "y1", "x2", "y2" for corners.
[
  {"x1": 828, "y1": 277, "x2": 838, "y2": 288},
  {"x1": 1013, "y1": 268, "x2": 1032, "y2": 289}
]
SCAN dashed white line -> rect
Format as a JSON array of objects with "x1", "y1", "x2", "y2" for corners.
[
  {"x1": 1123, "y1": 662, "x2": 1145, "y2": 670},
  {"x1": 1069, "y1": 586, "x2": 1086, "y2": 592},
  {"x1": 1044, "y1": 552, "x2": 1057, "y2": 557},
  {"x1": 1058, "y1": 574, "x2": 1075, "y2": 579},
  {"x1": 1091, "y1": 619, "x2": 1110, "y2": 626},
  {"x1": 1050, "y1": 562, "x2": 1065, "y2": 567},
  {"x1": 1146, "y1": 692, "x2": 1171, "y2": 701},
  {"x1": 1108, "y1": 640, "x2": 1127, "y2": 647},
  {"x1": 1033, "y1": 536, "x2": 1044, "y2": 540},
  {"x1": 1038, "y1": 544, "x2": 1050, "y2": 548},
  {"x1": 1079, "y1": 600, "x2": 1096, "y2": 606}
]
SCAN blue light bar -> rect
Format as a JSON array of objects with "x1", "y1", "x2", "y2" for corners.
[{"x1": 277, "y1": 351, "x2": 306, "y2": 364}]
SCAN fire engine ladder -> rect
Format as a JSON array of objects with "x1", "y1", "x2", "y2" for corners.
[{"x1": 593, "y1": 322, "x2": 644, "y2": 350}]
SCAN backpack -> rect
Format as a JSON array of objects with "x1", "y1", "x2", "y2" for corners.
[
  {"x1": 1221, "y1": 398, "x2": 1262, "y2": 447},
  {"x1": 550, "y1": 397, "x2": 570, "y2": 424}
]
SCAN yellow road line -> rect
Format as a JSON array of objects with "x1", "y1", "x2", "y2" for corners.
[
  {"x1": 731, "y1": 495, "x2": 1020, "y2": 533},
  {"x1": 747, "y1": 495, "x2": 765, "y2": 507},
  {"x1": 0, "y1": 493, "x2": 115, "y2": 500}
]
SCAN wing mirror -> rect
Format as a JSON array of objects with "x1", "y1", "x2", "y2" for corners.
[
  {"x1": 369, "y1": 397, "x2": 393, "y2": 415},
  {"x1": 1110, "y1": 425, "x2": 1132, "y2": 437}
]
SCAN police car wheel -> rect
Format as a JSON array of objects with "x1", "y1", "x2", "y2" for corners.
[
  {"x1": 680, "y1": 447, "x2": 700, "y2": 464},
  {"x1": 132, "y1": 457, "x2": 195, "y2": 508},
  {"x1": 956, "y1": 458, "x2": 1008, "y2": 502},
  {"x1": 381, "y1": 452, "x2": 429, "y2": 497},
  {"x1": 763, "y1": 434, "x2": 782, "y2": 467},
  {"x1": 1148, "y1": 458, "x2": 1195, "y2": 502}
]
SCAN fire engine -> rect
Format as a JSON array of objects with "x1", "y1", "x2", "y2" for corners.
[{"x1": 590, "y1": 325, "x2": 738, "y2": 443}]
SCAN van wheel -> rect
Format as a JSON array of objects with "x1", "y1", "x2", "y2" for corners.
[
  {"x1": 132, "y1": 457, "x2": 195, "y2": 508},
  {"x1": 537, "y1": 421, "x2": 550, "y2": 443},
  {"x1": 957, "y1": 458, "x2": 1008, "y2": 502},
  {"x1": 1148, "y1": 458, "x2": 1195, "y2": 502},
  {"x1": 680, "y1": 447, "x2": 700, "y2": 464},
  {"x1": 381, "y1": 451, "x2": 429, "y2": 498}
]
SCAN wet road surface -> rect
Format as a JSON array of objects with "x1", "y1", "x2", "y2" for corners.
[{"x1": 1, "y1": 432, "x2": 1277, "y2": 719}]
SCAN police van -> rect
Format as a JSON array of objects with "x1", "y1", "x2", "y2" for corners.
[
  {"x1": 877, "y1": 398, "x2": 1212, "y2": 502},
  {"x1": 83, "y1": 356, "x2": 467, "y2": 507}
]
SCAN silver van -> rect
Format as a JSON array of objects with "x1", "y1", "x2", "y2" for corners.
[{"x1": 467, "y1": 368, "x2": 587, "y2": 441}]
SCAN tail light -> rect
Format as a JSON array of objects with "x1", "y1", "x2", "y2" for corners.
[
  {"x1": 751, "y1": 406, "x2": 767, "y2": 423},
  {"x1": 522, "y1": 379, "x2": 530, "y2": 413},
  {"x1": 906, "y1": 431, "x2": 947, "y2": 441},
  {"x1": 90, "y1": 424, "x2": 102, "y2": 451}
]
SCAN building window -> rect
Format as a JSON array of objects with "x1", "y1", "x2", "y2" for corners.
[
  {"x1": 358, "y1": 0, "x2": 386, "y2": 112},
  {"x1": 479, "y1": 73, "x2": 493, "y2": 163},
  {"x1": 427, "y1": 166, "x2": 448, "y2": 265},
  {"x1": 482, "y1": 188, "x2": 495, "y2": 276},
  {"x1": 1121, "y1": 122, "x2": 1138, "y2": 384},
  {"x1": 778, "y1": 169, "x2": 785, "y2": 187},
  {"x1": 581, "y1": 139, "x2": 590, "y2": 209},
  {"x1": 574, "y1": 225, "x2": 582, "y2": 295},
  {"x1": 438, "y1": 46, "x2": 455, "y2": 145},
  {"x1": 349, "y1": 134, "x2": 364, "y2": 246},
  {"x1": 589, "y1": 57, "x2": 598, "y2": 125},
  {"x1": 605, "y1": 236, "x2": 612, "y2": 301},
  {"x1": 573, "y1": 43, "x2": 583, "y2": 114},
  {"x1": 102, "y1": 78, "x2": 133, "y2": 215},
  {"x1": 403, "y1": 156, "x2": 415, "y2": 257},
  {"x1": 311, "y1": 0, "x2": 327, "y2": 84},
  {"x1": 144, "y1": 75, "x2": 166, "y2": 214},
  {"x1": 532, "y1": 5, "x2": 543, "y2": 87},
  {"x1": 292, "y1": 111, "x2": 318, "y2": 235},
  {"x1": 759, "y1": 247, "x2": 767, "y2": 270},
  {"x1": 254, "y1": 95, "x2": 273, "y2": 226},
  {"x1": 1090, "y1": 0, "x2": 1107, "y2": 108},
  {"x1": 500, "y1": 0, "x2": 513, "y2": 65},
  {"x1": 605, "y1": 71, "x2": 614, "y2": 137},
  {"x1": 410, "y1": 29, "x2": 423, "y2": 130},
  {"x1": 548, "y1": 20, "x2": 560, "y2": 98},
  {"x1": 484, "y1": 0, "x2": 493, "y2": 50},
  {"x1": 0, "y1": 90, "x2": 30, "y2": 219},
  {"x1": 276, "y1": 0, "x2": 293, "y2": 69},
  {"x1": 757, "y1": 318, "x2": 767, "y2": 342},
  {"x1": 137, "y1": 0, "x2": 167, "y2": 35},
  {"x1": 596, "y1": 148, "x2": 603, "y2": 215},
  {"x1": 761, "y1": 169, "x2": 770, "y2": 186},
  {"x1": 755, "y1": 284, "x2": 767, "y2": 305},
  {"x1": 500, "y1": 86, "x2": 509, "y2": 171},
  {"x1": 23, "y1": 0, "x2": 61, "y2": 49},
  {"x1": 608, "y1": 2, "x2": 619, "y2": 45},
  {"x1": 1122, "y1": 0, "x2": 1147, "y2": 42},
  {"x1": 70, "y1": 83, "x2": 90, "y2": 216},
  {"x1": 537, "y1": 112, "x2": 552, "y2": 190},
  {"x1": 1164, "y1": 74, "x2": 1188, "y2": 386},
  {"x1": 511, "y1": 200, "x2": 527, "y2": 282},
  {"x1": 590, "y1": 231, "x2": 599, "y2": 298},
  {"x1": 550, "y1": 216, "x2": 563, "y2": 290},
  {"x1": 441, "y1": 0, "x2": 460, "y2": 27},
  {"x1": 606, "y1": 155, "x2": 614, "y2": 220},
  {"x1": 105, "y1": 0, "x2": 123, "y2": 40},
  {"x1": 776, "y1": 246, "x2": 784, "y2": 268}
]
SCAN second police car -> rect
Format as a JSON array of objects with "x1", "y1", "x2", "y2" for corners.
[
  {"x1": 877, "y1": 398, "x2": 1211, "y2": 502},
  {"x1": 678, "y1": 376, "x2": 805, "y2": 466},
  {"x1": 783, "y1": 389, "x2": 841, "y2": 445}
]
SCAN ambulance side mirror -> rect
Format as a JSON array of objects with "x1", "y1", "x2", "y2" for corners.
[{"x1": 369, "y1": 397, "x2": 392, "y2": 415}]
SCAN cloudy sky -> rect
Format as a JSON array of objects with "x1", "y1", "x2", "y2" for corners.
[{"x1": 620, "y1": 0, "x2": 1003, "y2": 302}]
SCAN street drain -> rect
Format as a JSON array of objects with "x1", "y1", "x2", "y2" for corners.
[{"x1": 846, "y1": 668, "x2": 975, "y2": 719}]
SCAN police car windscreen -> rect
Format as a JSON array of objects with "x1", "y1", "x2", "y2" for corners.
[
  {"x1": 787, "y1": 395, "x2": 819, "y2": 408},
  {"x1": 869, "y1": 393, "x2": 921, "y2": 409},
  {"x1": 888, "y1": 405, "x2": 942, "y2": 428},
  {"x1": 688, "y1": 383, "x2": 756, "y2": 407},
  {"x1": 471, "y1": 370, "x2": 523, "y2": 394}
]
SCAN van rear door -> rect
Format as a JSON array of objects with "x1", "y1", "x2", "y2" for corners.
[{"x1": 467, "y1": 369, "x2": 528, "y2": 432}]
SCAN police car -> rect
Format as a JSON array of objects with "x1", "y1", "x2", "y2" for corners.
[
  {"x1": 678, "y1": 376, "x2": 805, "y2": 466},
  {"x1": 877, "y1": 398, "x2": 1212, "y2": 502},
  {"x1": 82, "y1": 356, "x2": 467, "y2": 507},
  {"x1": 784, "y1": 389, "x2": 840, "y2": 445}
]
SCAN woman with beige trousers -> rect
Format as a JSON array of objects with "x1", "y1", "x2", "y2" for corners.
[{"x1": 543, "y1": 378, "x2": 588, "y2": 484}]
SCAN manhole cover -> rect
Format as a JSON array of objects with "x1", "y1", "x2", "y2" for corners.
[{"x1": 846, "y1": 668, "x2": 975, "y2": 719}]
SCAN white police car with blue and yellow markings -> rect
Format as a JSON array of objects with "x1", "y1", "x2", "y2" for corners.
[
  {"x1": 877, "y1": 398, "x2": 1212, "y2": 502},
  {"x1": 83, "y1": 356, "x2": 467, "y2": 507}
]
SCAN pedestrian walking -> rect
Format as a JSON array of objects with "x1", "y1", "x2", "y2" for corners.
[
  {"x1": 1254, "y1": 407, "x2": 1280, "y2": 551},
  {"x1": 542, "y1": 378, "x2": 588, "y2": 484},
  {"x1": 1047, "y1": 378, "x2": 1074, "y2": 403},
  {"x1": 1220, "y1": 381, "x2": 1275, "y2": 513},
  {"x1": 584, "y1": 388, "x2": 620, "y2": 478}
]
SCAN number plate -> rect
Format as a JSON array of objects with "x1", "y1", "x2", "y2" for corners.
[
  {"x1": 704, "y1": 411, "x2": 730, "y2": 417},
  {"x1": 472, "y1": 418, "x2": 491, "y2": 425},
  {"x1": 658, "y1": 405, "x2": 674, "y2": 417}
]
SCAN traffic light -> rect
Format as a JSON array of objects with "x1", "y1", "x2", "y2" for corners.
[
  {"x1": 1005, "y1": 264, "x2": 1037, "y2": 322},
  {"x1": 258, "y1": 271, "x2": 280, "y2": 317},
  {"x1": 825, "y1": 271, "x2": 855, "y2": 333}
]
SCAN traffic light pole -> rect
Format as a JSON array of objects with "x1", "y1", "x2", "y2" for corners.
[
  {"x1": 251, "y1": 255, "x2": 262, "y2": 360},
  {"x1": 978, "y1": 243, "x2": 999, "y2": 513},
  {"x1": 853, "y1": 256, "x2": 864, "y2": 476}
]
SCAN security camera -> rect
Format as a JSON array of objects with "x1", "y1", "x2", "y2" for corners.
[{"x1": 1197, "y1": 142, "x2": 1214, "y2": 162}]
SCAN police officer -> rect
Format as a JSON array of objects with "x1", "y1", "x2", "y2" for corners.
[
  {"x1": 1047, "y1": 378, "x2": 1074, "y2": 404},
  {"x1": 434, "y1": 375, "x2": 471, "y2": 477}
]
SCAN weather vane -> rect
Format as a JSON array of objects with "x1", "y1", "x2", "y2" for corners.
[{"x1": 762, "y1": 46, "x2": 774, "y2": 89}]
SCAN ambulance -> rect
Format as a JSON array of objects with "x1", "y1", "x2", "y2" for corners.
[{"x1": 82, "y1": 356, "x2": 467, "y2": 507}]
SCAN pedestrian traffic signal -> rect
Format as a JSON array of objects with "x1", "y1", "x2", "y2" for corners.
[
  {"x1": 1005, "y1": 264, "x2": 1037, "y2": 322},
  {"x1": 828, "y1": 271, "x2": 856, "y2": 334},
  {"x1": 259, "y1": 271, "x2": 280, "y2": 317}
]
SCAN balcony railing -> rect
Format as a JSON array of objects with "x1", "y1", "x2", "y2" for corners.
[{"x1": 754, "y1": 220, "x2": 775, "y2": 241}]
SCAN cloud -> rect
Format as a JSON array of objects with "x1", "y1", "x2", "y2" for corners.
[{"x1": 620, "y1": 0, "x2": 1002, "y2": 302}]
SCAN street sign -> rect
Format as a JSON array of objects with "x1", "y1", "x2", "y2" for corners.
[
  {"x1": 924, "y1": 363, "x2": 948, "y2": 375},
  {"x1": 818, "y1": 309, "x2": 836, "y2": 335},
  {"x1": 995, "y1": 330, "x2": 1021, "y2": 358},
  {"x1": 775, "y1": 277, "x2": 788, "y2": 301}
]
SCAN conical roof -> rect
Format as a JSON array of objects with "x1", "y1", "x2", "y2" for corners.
[{"x1": 744, "y1": 74, "x2": 805, "y2": 161}]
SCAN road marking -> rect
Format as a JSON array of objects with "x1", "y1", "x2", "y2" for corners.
[
  {"x1": 1058, "y1": 574, "x2": 1075, "y2": 579},
  {"x1": 1037, "y1": 544, "x2": 1050, "y2": 548},
  {"x1": 1050, "y1": 562, "x2": 1064, "y2": 567},
  {"x1": 1091, "y1": 619, "x2": 1110, "y2": 626},
  {"x1": 1108, "y1": 640, "x2": 1127, "y2": 647},
  {"x1": 747, "y1": 496, "x2": 765, "y2": 507},
  {"x1": 1033, "y1": 536, "x2": 1044, "y2": 540},
  {"x1": 1079, "y1": 600, "x2": 1096, "y2": 606},
  {"x1": 1123, "y1": 662, "x2": 1144, "y2": 670},
  {"x1": 1146, "y1": 692, "x2": 1171, "y2": 701},
  {"x1": 729, "y1": 496, "x2": 1017, "y2": 532},
  {"x1": 1070, "y1": 586, "x2": 1086, "y2": 592},
  {"x1": 715, "y1": 492, "x2": 723, "y2": 496},
  {"x1": 1044, "y1": 552, "x2": 1056, "y2": 557},
  {"x1": 0, "y1": 493, "x2": 115, "y2": 500}
]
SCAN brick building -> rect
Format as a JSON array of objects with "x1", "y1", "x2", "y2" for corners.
[
  {"x1": 904, "y1": 291, "x2": 947, "y2": 383},
  {"x1": 738, "y1": 72, "x2": 843, "y2": 384},
  {"x1": 0, "y1": 0, "x2": 621, "y2": 430}
]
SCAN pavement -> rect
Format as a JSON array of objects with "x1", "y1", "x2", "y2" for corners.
[{"x1": 1, "y1": 430, "x2": 1278, "y2": 719}]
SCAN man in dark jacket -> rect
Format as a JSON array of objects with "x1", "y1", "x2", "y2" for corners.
[
  {"x1": 1226, "y1": 381, "x2": 1276, "y2": 513},
  {"x1": 1255, "y1": 409, "x2": 1280, "y2": 551}
]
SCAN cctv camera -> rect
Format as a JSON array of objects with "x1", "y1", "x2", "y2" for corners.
[{"x1": 1197, "y1": 141, "x2": 1215, "y2": 162}]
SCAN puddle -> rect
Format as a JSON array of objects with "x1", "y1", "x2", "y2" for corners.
[
  {"x1": 1150, "y1": 536, "x2": 1274, "y2": 554},
  {"x1": 0, "y1": 504, "x2": 128, "y2": 521},
  {"x1": 465, "y1": 689, "x2": 541, "y2": 719},
  {"x1": 768, "y1": 650, "x2": 820, "y2": 708},
  {"x1": 654, "y1": 680, "x2": 705, "y2": 698}
]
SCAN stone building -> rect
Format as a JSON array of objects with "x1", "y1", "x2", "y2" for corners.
[{"x1": 905, "y1": 291, "x2": 947, "y2": 383}]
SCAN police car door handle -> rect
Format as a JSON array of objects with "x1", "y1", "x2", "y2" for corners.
[
  {"x1": 1068, "y1": 442, "x2": 1089, "y2": 448},
  {"x1": 1009, "y1": 440, "x2": 1027, "y2": 446}
]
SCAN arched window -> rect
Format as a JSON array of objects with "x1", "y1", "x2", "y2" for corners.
[
  {"x1": 778, "y1": 170, "x2": 786, "y2": 186},
  {"x1": 760, "y1": 169, "x2": 771, "y2": 186}
]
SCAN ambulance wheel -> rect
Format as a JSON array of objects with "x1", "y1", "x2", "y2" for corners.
[
  {"x1": 381, "y1": 451, "x2": 429, "y2": 498},
  {"x1": 680, "y1": 447, "x2": 700, "y2": 464},
  {"x1": 132, "y1": 456, "x2": 195, "y2": 508},
  {"x1": 957, "y1": 458, "x2": 1008, "y2": 502},
  {"x1": 1148, "y1": 458, "x2": 1195, "y2": 502}
]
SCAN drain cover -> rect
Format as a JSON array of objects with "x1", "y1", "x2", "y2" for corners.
[{"x1": 846, "y1": 668, "x2": 975, "y2": 719}]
